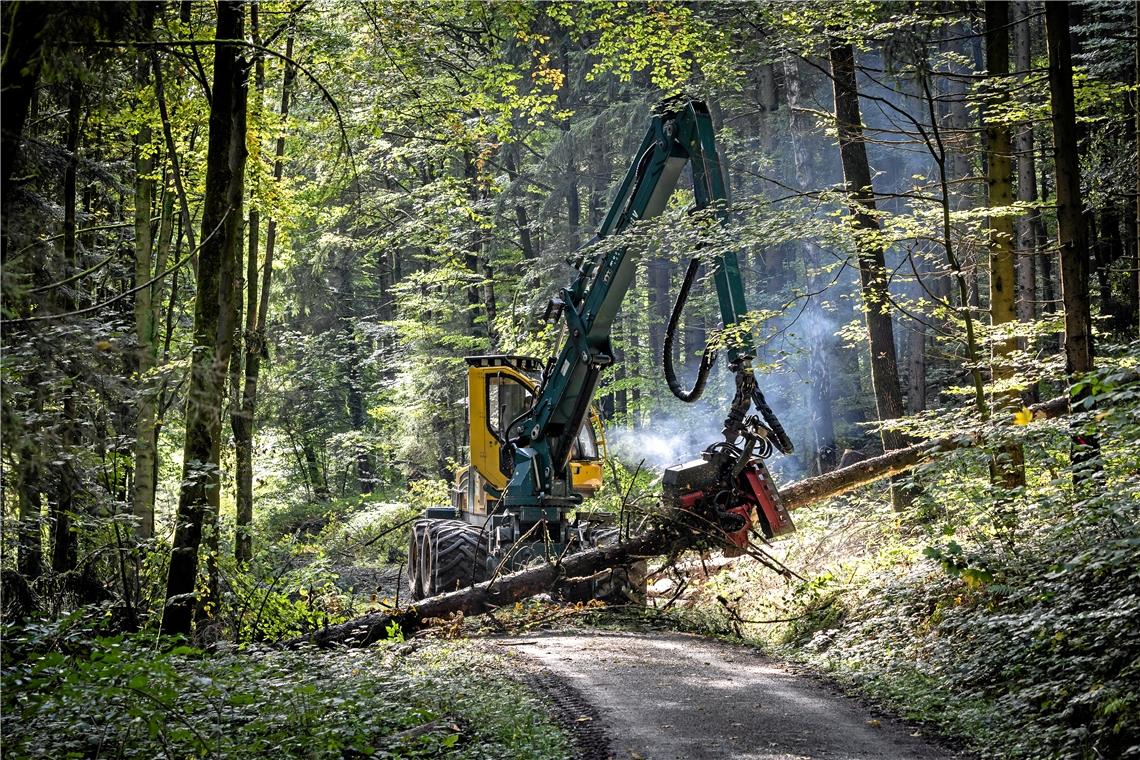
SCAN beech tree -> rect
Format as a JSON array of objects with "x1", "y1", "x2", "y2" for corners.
[
  {"x1": 162, "y1": 0, "x2": 249, "y2": 637},
  {"x1": 828, "y1": 40, "x2": 911, "y2": 511}
]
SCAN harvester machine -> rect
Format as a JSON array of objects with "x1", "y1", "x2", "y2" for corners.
[{"x1": 409, "y1": 98, "x2": 794, "y2": 601}]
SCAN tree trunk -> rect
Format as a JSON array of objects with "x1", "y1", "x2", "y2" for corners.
[
  {"x1": 1044, "y1": 1, "x2": 1099, "y2": 474},
  {"x1": 828, "y1": 41, "x2": 910, "y2": 509},
  {"x1": 51, "y1": 81, "x2": 83, "y2": 575},
  {"x1": 16, "y1": 372, "x2": 45, "y2": 579},
  {"x1": 1134, "y1": 0, "x2": 1140, "y2": 339},
  {"x1": 132, "y1": 7, "x2": 158, "y2": 538},
  {"x1": 985, "y1": 0, "x2": 1025, "y2": 488},
  {"x1": 235, "y1": 30, "x2": 294, "y2": 564},
  {"x1": 0, "y1": 2, "x2": 53, "y2": 212},
  {"x1": 162, "y1": 0, "x2": 247, "y2": 637},
  {"x1": 1013, "y1": 1, "x2": 1043, "y2": 403},
  {"x1": 1013, "y1": 2, "x2": 1039, "y2": 335}
]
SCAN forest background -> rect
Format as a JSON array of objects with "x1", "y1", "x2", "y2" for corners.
[{"x1": 2, "y1": 1, "x2": 1138, "y2": 758}]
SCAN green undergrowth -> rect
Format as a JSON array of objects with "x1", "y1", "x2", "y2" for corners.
[
  {"x1": 668, "y1": 364, "x2": 1140, "y2": 759},
  {"x1": 2, "y1": 631, "x2": 570, "y2": 759}
]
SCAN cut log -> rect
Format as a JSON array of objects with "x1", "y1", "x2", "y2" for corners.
[
  {"x1": 782, "y1": 391, "x2": 1072, "y2": 510},
  {"x1": 289, "y1": 391, "x2": 1083, "y2": 648},
  {"x1": 289, "y1": 530, "x2": 673, "y2": 648}
]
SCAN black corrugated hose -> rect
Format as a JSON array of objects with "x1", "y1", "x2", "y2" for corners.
[{"x1": 664, "y1": 257, "x2": 717, "y2": 402}]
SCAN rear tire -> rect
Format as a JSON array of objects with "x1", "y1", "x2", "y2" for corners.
[
  {"x1": 407, "y1": 520, "x2": 431, "y2": 599},
  {"x1": 419, "y1": 520, "x2": 488, "y2": 598}
]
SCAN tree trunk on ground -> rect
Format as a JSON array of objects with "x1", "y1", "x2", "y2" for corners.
[
  {"x1": 985, "y1": 0, "x2": 1026, "y2": 488},
  {"x1": 294, "y1": 386, "x2": 1096, "y2": 649},
  {"x1": 1044, "y1": 1, "x2": 1099, "y2": 475},
  {"x1": 828, "y1": 41, "x2": 911, "y2": 510},
  {"x1": 162, "y1": 0, "x2": 247, "y2": 637}
]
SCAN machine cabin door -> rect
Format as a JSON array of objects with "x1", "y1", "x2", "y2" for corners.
[
  {"x1": 468, "y1": 366, "x2": 535, "y2": 492},
  {"x1": 467, "y1": 364, "x2": 605, "y2": 496}
]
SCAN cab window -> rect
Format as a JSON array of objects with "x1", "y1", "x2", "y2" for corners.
[
  {"x1": 486, "y1": 373, "x2": 533, "y2": 441},
  {"x1": 571, "y1": 421, "x2": 600, "y2": 460}
]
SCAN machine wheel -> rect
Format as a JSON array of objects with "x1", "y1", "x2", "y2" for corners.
[
  {"x1": 420, "y1": 520, "x2": 489, "y2": 598},
  {"x1": 407, "y1": 520, "x2": 431, "y2": 599}
]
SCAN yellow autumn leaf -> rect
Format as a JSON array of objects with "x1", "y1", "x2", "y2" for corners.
[{"x1": 1013, "y1": 407, "x2": 1034, "y2": 426}]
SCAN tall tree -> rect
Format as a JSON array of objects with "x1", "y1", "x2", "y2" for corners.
[
  {"x1": 1012, "y1": 2, "x2": 1042, "y2": 376},
  {"x1": 51, "y1": 81, "x2": 83, "y2": 575},
  {"x1": 829, "y1": 40, "x2": 911, "y2": 510},
  {"x1": 132, "y1": 4, "x2": 159, "y2": 538},
  {"x1": 234, "y1": 27, "x2": 295, "y2": 564},
  {"x1": 162, "y1": 0, "x2": 249, "y2": 637},
  {"x1": 1044, "y1": 1, "x2": 1099, "y2": 474},
  {"x1": 985, "y1": 0, "x2": 1025, "y2": 488}
]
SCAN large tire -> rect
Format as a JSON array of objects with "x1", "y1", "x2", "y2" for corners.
[
  {"x1": 421, "y1": 520, "x2": 489, "y2": 598},
  {"x1": 407, "y1": 520, "x2": 431, "y2": 600}
]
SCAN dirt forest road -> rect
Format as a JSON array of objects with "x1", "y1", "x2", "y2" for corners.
[{"x1": 506, "y1": 631, "x2": 967, "y2": 760}]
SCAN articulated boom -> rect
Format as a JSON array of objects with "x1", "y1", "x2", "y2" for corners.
[
  {"x1": 409, "y1": 98, "x2": 797, "y2": 601},
  {"x1": 502, "y1": 98, "x2": 793, "y2": 545}
]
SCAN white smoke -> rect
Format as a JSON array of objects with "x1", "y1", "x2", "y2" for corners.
[{"x1": 606, "y1": 402, "x2": 726, "y2": 472}]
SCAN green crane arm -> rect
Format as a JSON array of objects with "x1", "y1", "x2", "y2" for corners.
[{"x1": 503, "y1": 99, "x2": 788, "y2": 515}]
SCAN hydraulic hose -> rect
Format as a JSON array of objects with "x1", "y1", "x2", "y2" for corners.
[
  {"x1": 753, "y1": 387, "x2": 795, "y2": 455},
  {"x1": 664, "y1": 257, "x2": 717, "y2": 402}
]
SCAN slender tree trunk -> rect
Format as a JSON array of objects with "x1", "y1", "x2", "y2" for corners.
[
  {"x1": 132, "y1": 7, "x2": 158, "y2": 538},
  {"x1": 1135, "y1": 0, "x2": 1140, "y2": 338},
  {"x1": 1044, "y1": 1, "x2": 1099, "y2": 475},
  {"x1": 235, "y1": 30, "x2": 294, "y2": 564},
  {"x1": 51, "y1": 82, "x2": 83, "y2": 575},
  {"x1": 1013, "y1": 1, "x2": 1043, "y2": 402},
  {"x1": 829, "y1": 41, "x2": 911, "y2": 510},
  {"x1": 16, "y1": 371, "x2": 45, "y2": 579},
  {"x1": 985, "y1": 0, "x2": 1025, "y2": 488},
  {"x1": 162, "y1": 1, "x2": 247, "y2": 637}
]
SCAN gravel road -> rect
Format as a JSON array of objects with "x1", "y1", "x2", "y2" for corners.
[{"x1": 506, "y1": 631, "x2": 967, "y2": 760}]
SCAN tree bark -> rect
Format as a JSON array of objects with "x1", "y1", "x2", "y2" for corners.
[
  {"x1": 132, "y1": 6, "x2": 158, "y2": 538},
  {"x1": 1044, "y1": 1, "x2": 1099, "y2": 473},
  {"x1": 828, "y1": 41, "x2": 910, "y2": 509},
  {"x1": 51, "y1": 82, "x2": 84, "y2": 575},
  {"x1": 0, "y1": 2, "x2": 53, "y2": 214},
  {"x1": 1135, "y1": 0, "x2": 1140, "y2": 339},
  {"x1": 162, "y1": 0, "x2": 247, "y2": 637},
  {"x1": 1013, "y1": 2, "x2": 1040, "y2": 339},
  {"x1": 235, "y1": 30, "x2": 294, "y2": 564},
  {"x1": 985, "y1": 0, "x2": 1026, "y2": 488}
]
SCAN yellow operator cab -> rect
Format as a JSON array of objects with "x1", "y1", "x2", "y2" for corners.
[{"x1": 455, "y1": 355, "x2": 605, "y2": 516}]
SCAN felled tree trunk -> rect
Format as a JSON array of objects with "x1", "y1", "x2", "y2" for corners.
[
  {"x1": 290, "y1": 530, "x2": 670, "y2": 648},
  {"x1": 291, "y1": 392, "x2": 1080, "y2": 648}
]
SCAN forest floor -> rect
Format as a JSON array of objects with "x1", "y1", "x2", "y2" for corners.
[{"x1": 505, "y1": 629, "x2": 968, "y2": 760}]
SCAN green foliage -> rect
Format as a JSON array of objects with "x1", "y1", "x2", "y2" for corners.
[{"x1": 3, "y1": 633, "x2": 570, "y2": 759}]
